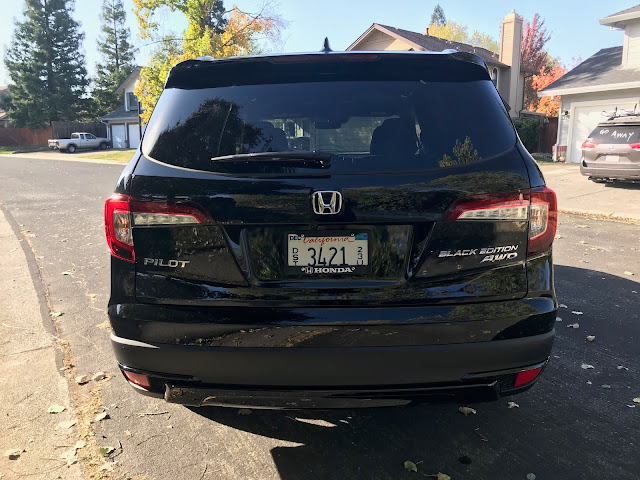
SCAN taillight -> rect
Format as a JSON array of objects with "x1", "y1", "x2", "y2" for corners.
[
  {"x1": 514, "y1": 365, "x2": 544, "y2": 387},
  {"x1": 104, "y1": 194, "x2": 212, "y2": 263},
  {"x1": 444, "y1": 187, "x2": 557, "y2": 257},
  {"x1": 122, "y1": 370, "x2": 151, "y2": 390},
  {"x1": 629, "y1": 142, "x2": 640, "y2": 150},
  {"x1": 581, "y1": 138, "x2": 598, "y2": 149}
]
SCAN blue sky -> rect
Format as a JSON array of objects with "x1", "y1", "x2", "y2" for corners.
[{"x1": 0, "y1": 0, "x2": 633, "y2": 85}]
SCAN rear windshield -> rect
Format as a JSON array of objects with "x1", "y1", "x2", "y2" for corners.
[
  {"x1": 142, "y1": 80, "x2": 515, "y2": 172},
  {"x1": 589, "y1": 124, "x2": 640, "y2": 144}
]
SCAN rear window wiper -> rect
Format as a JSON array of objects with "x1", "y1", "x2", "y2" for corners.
[{"x1": 211, "y1": 152, "x2": 332, "y2": 168}]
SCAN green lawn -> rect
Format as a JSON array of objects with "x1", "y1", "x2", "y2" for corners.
[
  {"x1": 78, "y1": 149, "x2": 136, "y2": 161},
  {"x1": 0, "y1": 145, "x2": 46, "y2": 154}
]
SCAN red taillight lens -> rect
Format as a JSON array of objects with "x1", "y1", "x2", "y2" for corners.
[
  {"x1": 444, "y1": 187, "x2": 557, "y2": 257},
  {"x1": 105, "y1": 194, "x2": 134, "y2": 262},
  {"x1": 104, "y1": 194, "x2": 212, "y2": 263},
  {"x1": 122, "y1": 370, "x2": 151, "y2": 390},
  {"x1": 629, "y1": 142, "x2": 640, "y2": 150},
  {"x1": 514, "y1": 366, "x2": 544, "y2": 387},
  {"x1": 581, "y1": 138, "x2": 598, "y2": 149},
  {"x1": 528, "y1": 186, "x2": 557, "y2": 257}
]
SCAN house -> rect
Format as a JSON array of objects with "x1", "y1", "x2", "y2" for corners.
[
  {"x1": 0, "y1": 86, "x2": 9, "y2": 127},
  {"x1": 539, "y1": 6, "x2": 640, "y2": 163},
  {"x1": 348, "y1": 11, "x2": 534, "y2": 118},
  {"x1": 99, "y1": 66, "x2": 144, "y2": 149}
]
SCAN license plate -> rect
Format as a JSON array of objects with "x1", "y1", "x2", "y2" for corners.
[
  {"x1": 287, "y1": 233, "x2": 369, "y2": 275},
  {"x1": 606, "y1": 155, "x2": 620, "y2": 163}
]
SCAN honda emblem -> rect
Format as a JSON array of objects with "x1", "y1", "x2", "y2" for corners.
[{"x1": 312, "y1": 191, "x2": 342, "y2": 215}]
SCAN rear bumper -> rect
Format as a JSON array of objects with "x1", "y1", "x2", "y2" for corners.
[
  {"x1": 111, "y1": 329, "x2": 554, "y2": 408},
  {"x1": 581, "y1": 162, "x2": 640, "y2": 180}
]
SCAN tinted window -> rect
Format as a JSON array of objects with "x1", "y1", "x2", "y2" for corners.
[
  {"x1": 142, "y1": 80, "x2": 515, "y2": 172},
  {"x1": 71, "y1": 133, "x2": 79, "y2": 139},
  {"x1": 86, "y1": 134, "x2": 96, "y2": 139},
  {"x1": 589, "y1": 124, "x2": 640, "y2": 144}
]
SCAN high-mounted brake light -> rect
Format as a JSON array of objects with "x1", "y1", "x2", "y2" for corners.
[
  {"x1": 444, "y1": 187, "x2": 557, "y2": 257},
  {"x1": 629, "y1": 142, "x2": 640, "y2": 151},
  {"x1": 581, "y1": 138, "x2": 598, "y2": 149},
  {"x1": 104, "y1": 195, "x2": 212, "y2": 263}
]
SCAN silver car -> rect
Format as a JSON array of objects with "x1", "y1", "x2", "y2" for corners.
[{"x1": 580, "y1": 115, "x2": 640, "y2": 182}]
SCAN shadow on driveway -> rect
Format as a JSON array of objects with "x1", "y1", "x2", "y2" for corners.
[{"x1": 186, "y1": 265, "x2": 640, "y2": 480}]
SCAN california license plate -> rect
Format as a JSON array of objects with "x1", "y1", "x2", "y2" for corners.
[
  {"x1": 287, "y1": 233, "x2": 369, "y2": 275},
  {"x1": 606, "y1": 155, "x2": 620, "y2": 163}
]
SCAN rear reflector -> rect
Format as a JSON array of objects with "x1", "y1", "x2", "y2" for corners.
[
  {"x1": 581, "y1": 138, "x2": 598, "y2": 149},
  {"x1": 629, "y1": 142, "x2": 640, "y2": 151},
  {"x1": 444, "y1": 187, "x2": 557, "y2": 257},
  {"x1": 514, "y1": 366, "x2": 544, "y2": 387},
  {"x1": 122, "y1": 370, "x2": 151, "y2": 390},
  {"x1": 104, "y1": 195, "x2": 212, "y2": 263}
]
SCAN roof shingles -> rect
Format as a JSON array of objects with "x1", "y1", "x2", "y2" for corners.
[{"x1": 540, "y1": 47, "x2": 640, "y2": 94}]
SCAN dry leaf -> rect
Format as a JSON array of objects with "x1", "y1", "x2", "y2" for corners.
[
  {"x1": 75, "y1": 375, "x2": 90, "y2": 385},
  {"x1": 508, "y1": 401, "x2": 519, "y2": 409},
  {"x1": 579, "y1": 240, "x2": 587, "y2": 245},
  {"x1": 601, "y1": 384, "x2": 611, "y2": 389},
  {"x1": 50, "y1": 311, "x2": 64, "y2": 317},
  {"x1": 459, "y1": 406, "x2": 476, "y2": 416},
  {"x1": 404, "y1": 460, "x2": 418, "y2": 473},
  {"x1": 74, "y1": 440, "x2": 86, "y2": 450},
  {"x1": 581, "y1": 363, "x2": 594, "y2": 369},
  {"x1": 586, "y1": 336, "x2": 595, "y2": 342},
  {"x1": 559, "y1": 304, "x2": 568, "y2": 308},
  {"x1": 97, "y1": 320, "x2": 111, "y2": 331},
  {"x1": 434, "y1": 474, "x2": 451, "y2": 480},
  {"x1": 624, "y1": 271, "x2": 634, "y2": 276},
  {"x1": 98, "y1": 463, "x2": 114, "y2": 472},
  {"x1": 617, "y1": 365, "x2": 629, "y2": 371},
  {"x1": 56, "y1": 420, "x2": 77, "y2": 429},
  {"x1": 633, "y1": 397, "x2": 640, "y2": 403},
  {"x1": 527, "y1": 474, "x2": 537, "y2": 480},
  {"x1": 571, "y1": 311, "x2": 583, "y2": 315},
  {"x1": 555, "y1": 317, "x2": 562, "y2": 322},
  {"x1": 95, "y1": 412, "x2": 109, "y2": 422},
  {"x1": 92, "y1": 371, "x2": 106, "y2": 382},
  {"x1": 554, "y1": 234, "x2": 562, "y2": 239},
  {"x1": 4, "y1": 449, "x2": 22, "y2": 460},
  {"x1": 576, "y1": 224, "x2": 589, "y2": 228},
  {"x1": 47, "y1": 404, "x2": 66, "y2": 414},
  {"x1": 60, "y1": 449, "x2": 78, "y2": 466},
  {"x1": 567, "y1": 323, "x2": 579, "y2": 328},
  {"x1": 61, "y1": 271, "x2": 74, "y2": 276},
  {"x1": 98, "y1": 446, "x2": 115, "y2": 457}
]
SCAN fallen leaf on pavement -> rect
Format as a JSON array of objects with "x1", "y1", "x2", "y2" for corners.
[
  {"x1": 567, "y1": 323, "x2": 579, "y2": 328},
  {"x1": 95, "y1": 412, "x2": 109, "y2": 422},
  {"x1": 554, "y1": 234, "x2": 562, "y2": 239},
  {"x1": 61, "y1": 271, "x2": 74, "y2": 276},
  {"x1": 581, "y1": 364, "x2": 594, "y2": 369},
  {"x1": 617, "y1": 365, "x2": 629, "y2": 371},
  {"x1": 74, "y1": 440, "x2": 86, "y2": 450},
  {"x1": 124, "y1": 430, "x2": 132, "y2": 437},
  {"x1": 571, "y1": 311, "x2": 583, "y2": 315},
  {"x1": 238, "y1": 408, "x2": 252, "y2": 415},
  {"x1": 627, "y1": 405, "x2": 636, "y2": 408},
  {"x1": 75, "y1": 375, "x2": 90, "y2": 385},
  {"x1": 555, "y1": 317, "x2": 562, "y2": 322},
  {"x1": 4, "y1": 449, "x2": 23, "y2": 460},
  {"x1": 527, "y1": 474, "x2": 537, "y2": 480},
  {"x1": 474, "y1": 428, "x2": 489, "y2": 442},
  {"x1": 50, "y1": 311, "x2": 64, "y2": 318},
  {"x1": 56, "y1": 420, "x2": 77, "y2": 429},
  {"x1": 404, "y1": 461, "x2": 418, "y2": 473},
  {"x1": 601, "y1": 384, "x2": 611, "y2": 389},
  {"x1": 508, "y1": 402, "x2": 519, "y2": 409},
  {"x1": 92, "y1": 371, "x2": 106, "y2": 382},
  {"x1": 624, "y1": 271, "x2": 634, "y2": 276},
  {"x1": 579, "y1": 240, "x2": 587, "y2": 244},
  {"x1": 97, "y1": 321, "x2": 111, "y2": 331},
  {"x1": 586, "y1": 336, "x2": 595, "y2": 342},
  {"x1": 459, "y1": 406, "x2": 476, "y2": 416},
  {"x1": 47, "y1": 404, "x2": 66, "y2": 414},
  {"x1": 587, "y1": 381, "x2": 592, "y2": 385},
  {"x1": 633, "y1": 397, "x2": 640, "y2": 403},
  {"x1": 98, "y1": 463, "x2": 114, "y2": 472},
  {"x1": 559, "y1": 304, "x2": 568, "y2": 308},
  {"x1": 60, "y1": 449, "x2": 78, "y2": 466},
  {"x1": 99, "y1": 446, "x2": 115, "y2": 457},
  {"x1": 576, "y1": 224, "x2": 589, "y2": 228},
  {"x1": 427, "y1": 474, "x2": 451, "y2": 480}
]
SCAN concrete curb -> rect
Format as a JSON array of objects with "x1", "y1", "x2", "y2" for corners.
[{"x1": 0, "y1": 152, "x2": 130, "y2": 165}]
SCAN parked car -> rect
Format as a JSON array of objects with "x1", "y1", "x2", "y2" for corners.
[
  {"x1": 48, "y1": 132, "x2": 109, "y2": 153},
  {"x1": 581, "y1": 114, "x2": 640, "y2": 182},
  {"x1": 104, "y1": 49, "x2": 558, "y2": 409}
]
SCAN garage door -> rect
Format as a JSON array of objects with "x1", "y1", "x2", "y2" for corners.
[
  {"x1": 128, "y1": 124, "x2": 140, "y2": 149},
  {"x1": 111, "y1": 125, "x2": 126, "y2": 149},
  {"x1": 569, "y1": 103, "x2": 636, "y2": 163}
]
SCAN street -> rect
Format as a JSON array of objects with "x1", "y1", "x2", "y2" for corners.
[{"x1": 1, "y1": 155, "x2": 639, "y2": 480}]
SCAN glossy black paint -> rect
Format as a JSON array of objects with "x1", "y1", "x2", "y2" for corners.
[{"x1": 107, "y1": 51, "x2": 557, "y2": 407}]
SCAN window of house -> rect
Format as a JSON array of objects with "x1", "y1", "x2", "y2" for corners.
[{"x1": 127, "y1": 92, "x2": 139, "y2": 111}]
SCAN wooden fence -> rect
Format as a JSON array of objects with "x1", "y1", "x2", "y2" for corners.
[
  {"x1": 0, "y1": 126, "x2": 53, "y2": 146},
  {"x1": 538, "y1": 117, "x2": 558, "y2": 154},
  {"x1": 51, "y1": 121, "x2": 107, "y2": 139}
]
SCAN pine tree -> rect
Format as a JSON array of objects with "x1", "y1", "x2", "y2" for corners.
[
  {"x1": 93, "y1": 0, "x2": 136, "y2": 116},
  {"x1": 3, "y1": 0, "x2": 89, "y2": 129},
  {"x1": 429, "y1": 4, "x2": 446, "y2": 27}
]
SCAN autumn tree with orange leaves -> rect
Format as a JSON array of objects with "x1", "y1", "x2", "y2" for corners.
[{"x1": 132, "y1": 0, "x2": 284, "y2": 122}]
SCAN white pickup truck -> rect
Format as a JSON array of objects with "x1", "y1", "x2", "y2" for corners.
[{"x1": 48, "y1": 132, "x2": 110, "y2": 153}]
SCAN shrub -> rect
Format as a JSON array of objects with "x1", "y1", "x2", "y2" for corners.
[{"x1": 512, "y1": 118, "x2": 542, "y2": 153}]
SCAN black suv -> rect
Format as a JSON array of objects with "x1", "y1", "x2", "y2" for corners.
[{"x1": 105, "y1": 49, "x2": 558, "y2": 409}]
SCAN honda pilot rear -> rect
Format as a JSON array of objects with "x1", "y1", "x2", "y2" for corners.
[{"x1": 105, "y1": 50, "x2": 557, "y2": 409}]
